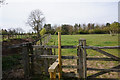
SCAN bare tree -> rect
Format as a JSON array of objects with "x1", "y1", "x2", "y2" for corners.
[
  {"x1": 0, "y1": 0, "x2": 7, "y2": 7},
  {"x1": 27, "y1": 9, "x2": 45, "y2": 38}
]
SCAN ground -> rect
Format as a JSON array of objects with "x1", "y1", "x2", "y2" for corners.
[{"x1": 2, "y1": 38, "x2": 34, "y2": 79}]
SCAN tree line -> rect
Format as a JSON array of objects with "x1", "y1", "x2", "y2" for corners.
[
  {"x1": 1, "y1": 28, "x2": 26, "y2": 35},
  {"x1": 26, "y1": 9, "x2": 119, "y2": 36},
  {"x1": 1, "y1": 9, "x2": 120, "y2": 36},
  {"x1": 53, "y1": 22, "x2": 120, "y2": 35},
  {"x1": 2, "y1": 22, "x2": 119, "y2": 35}
]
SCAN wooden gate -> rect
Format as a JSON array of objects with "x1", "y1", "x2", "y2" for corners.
[
  {"x1": 21, "y1": 34, "x2": 55, "y2": 78},
  {"x1": 78, "y1": 39, "x2": 120, "y2": 79},
  {"x1": 47, "y1": 37, "x2": 120, "y2": 79}
]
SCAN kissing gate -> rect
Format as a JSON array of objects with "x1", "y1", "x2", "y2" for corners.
[{"x1": 22, "y1": 32, "x2": 120, "y2": 80}]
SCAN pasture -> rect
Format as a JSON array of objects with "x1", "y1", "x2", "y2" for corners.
[
  {"x1": 48, "y1": 34, "x2": 118, "y2": 56},
  {"x1": 48, "y1": 34, "x2": 119, "y2": 78}
]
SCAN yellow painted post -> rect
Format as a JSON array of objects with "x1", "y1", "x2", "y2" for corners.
[
  {"x1": 53, "y1": 72, "x2": 56, "y2": 79},
  {"x1": 50, "y1": 72, "x2": 56, "y2": 80},
  {"x1": 50, "y1": 72, "x2": 54, "y2": 80},
  {"x1": 58, "y1": 32, "x2": 62, "y2": 79}
]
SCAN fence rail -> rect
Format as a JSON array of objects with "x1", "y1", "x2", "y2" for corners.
[
  {"x1": 33, "y1": 45, "x2": 77, "y2": 49},
  {"x1": 83, "y1": 46, "x2": 120, "y2": 49},
  {"x1": 33, "y1": 45, "x2": 120, "y2": 49},
  {"x1": 2, "y1": 34, "x2": 51, "y2": 49}
]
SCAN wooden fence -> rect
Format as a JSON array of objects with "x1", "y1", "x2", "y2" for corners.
[
  {"x1": 5, "y1": 33, "x2": 119, "y2": 79},
  {"x1": 22, "y1": 38, "x2": 119, "y2": 80},
  {"x1": 1, "y1": 34, "x2": 51, "y2": 42},
  {"x1": 2, "y1": 34, "x2": 52, "y2": 78},
  {"x1": 30, "y1": 37, "x2": 120, "y2": 80},
  {"x1": 2, "y1": 34, "x2": 51, "y2": 50},
  {"x1": 22, "y1": 43, "x2": 55, "y2": 78},
  {"x1": 1, "y1": 34, "x2": 36, "y2": 40}
]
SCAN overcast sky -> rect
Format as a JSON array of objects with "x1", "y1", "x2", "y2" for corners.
[{"x1": 0, "y1": 0, "x2": 119, "y2": 32}]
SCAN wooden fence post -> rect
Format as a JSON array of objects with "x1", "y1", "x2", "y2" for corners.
[
  {"x1": 44, "y1": 37, "x2": 46, "y2": 45},
  {"x1": 78, "y1": 39, "x2": 87, "y2": 78},
  {"x1": 54, "y1": 41, "x2": 56, "y2": 55},
  {"x1": 29, "y1": 43, "x2": 34, "y2": 75},
  {"x1": 49, "y1": 48, "x2": 52, "y2": 55},
  {"x1": 47, "y1": 34, "x2": 49, "y2": 43},
  {"x1": 22, "y1": 44, "x2": 30, "y2": 78},
  {"x1": 8, "y1": 34, "x2": 9, "y2": 39},
  {"x1": 2, "y1": 35, "x2": 4, "y2": 40},
  {"x1": 77, "y1": 39, "x2": 84, "y2": 78},
  {"x1": 44, "y1": 48, "x2": 49, "y2": 75},
  {"x1": 77, "y1": 48, "x2": 80, "y2": 77},
  {"x1": 83, "y1": 39, "x2": 87, "y2": 78},
  {"x1": 58, "y1": 32, "x2": 62, "y2": 79}
]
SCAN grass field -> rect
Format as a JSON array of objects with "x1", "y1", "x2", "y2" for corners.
[
  {"x1": 49, "y1": 34, "x2": 118, "y2": 46},
  {"x1": 48, "y1": 34, "x2": 119, "y2": 78},
  {"x1": 48, "y1": 34, "x2": 118, "y2": 56}
]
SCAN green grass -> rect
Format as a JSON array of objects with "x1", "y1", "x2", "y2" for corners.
[
  {"x1": 48, "y1": 34, "x2": 118, "y2": 56},
  {"x1": 50, "y1": 34, "x2": 118, "y2": 46}
]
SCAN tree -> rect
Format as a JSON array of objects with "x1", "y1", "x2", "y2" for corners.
[
  {"x1": 61, "y1": 24, "x2": 69, "y2": 35},
  {"x1": 44, "y1": 24, "x2": 51, "y2": 30},
  {"x1": 0, "y1": 0, "x2": 7, "y2": 7},
  {"x1": 27, "y1": 9, "x2": 45, "y2": 44},
  {"x1": 68, "y1": 25, "x2": 73, "y2": 35},
  {"x1": 8, "y1": 28, "x2": 17, "y2": 35},
  {"x1": 95, "y1": 24, "x2": 100, "y2": 29},
  {"x1": 55, "y1": 26, "x2": 61, "y2": 35},
  {"x1": 1, "y1": 29, "x2": 7, "y2": 34},
  {"x1": 73, "y1": 23, "x2": 79, "y2": 34},
  {"x1": 83, "y1": 24, "x2": 86, "y2": 30},
  {"x1": 27, "y1": 9, "x2": 45, "y2": 37},
  {"x1": 87, "y1": 23, "x2": 95, "y2": 30},
  {"x1": 40, "y1": 28, "x2": 46, "y2": 36},
  {"x1": 61, "y1": 24, "x2": 73, "y2": 35},
  {"x1": 87, "y1": 23, "x2": 91, "y2": 30},
  {"x1": 44, "y1": 24, "x2": 55, "y2": 34},
  {"x1": 109, "y1": 22, "x2": 120, "y2": 35},
  {"x1": 106, "y1": 23, "x2": 110, "y2": 27}
]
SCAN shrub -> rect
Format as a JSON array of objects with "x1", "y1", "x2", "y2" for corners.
[
  {"x1": 78, "y1": 30, "x2": 89, "y2": 34},
  {"x1": 89, "y1": 29, "x2": 105, "y2": 34}
]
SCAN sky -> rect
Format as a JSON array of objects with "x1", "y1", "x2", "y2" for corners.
[{"x1": 0, "y1": 0, "x2": 119, "y2": 32}]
